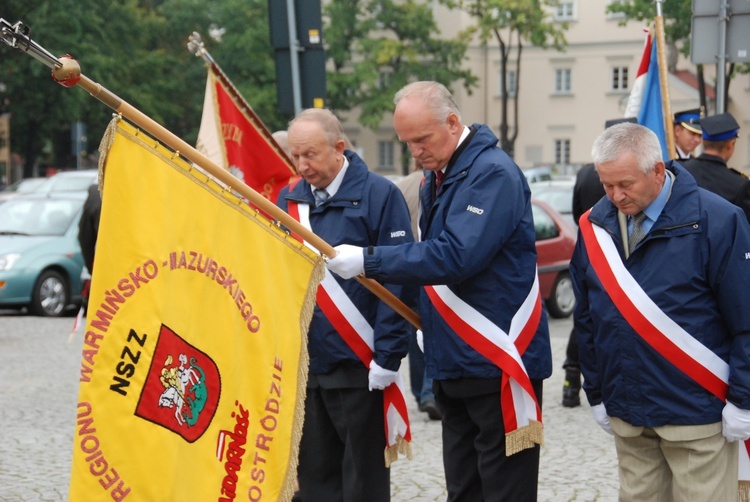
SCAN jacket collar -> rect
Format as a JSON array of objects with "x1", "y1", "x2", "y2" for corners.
[{"x1": 286, "y1": 150, "x2": 369, "y2": 204}]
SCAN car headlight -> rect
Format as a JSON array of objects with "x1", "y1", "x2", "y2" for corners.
[{"x1": 0, "y1": 253, "x2": 21, "y2": 271}]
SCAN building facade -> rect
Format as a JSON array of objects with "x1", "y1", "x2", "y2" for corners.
[{"x1": 339, "y1": 0, "x2": 750, "y2": 176}]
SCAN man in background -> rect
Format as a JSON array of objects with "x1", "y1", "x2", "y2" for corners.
[
  {"x1": 683, "y1": 111, "x2": 750, "y2": 222},
  {"x1": 672, "y1": 108, "x2": 703, "y2": 161}
]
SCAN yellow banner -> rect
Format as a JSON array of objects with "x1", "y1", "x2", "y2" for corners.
[{"x1": 69, "y1": 120, "x2": 323, "y2": 501}]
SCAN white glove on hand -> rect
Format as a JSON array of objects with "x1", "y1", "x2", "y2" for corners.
[
  {"x1": 368, "y1": 360, "x2": 398, "y2": 391},
  {"x1": 592, "y1": 403, "x2": 614, "y2": 435},
  {"x1": 416, "y1": 329, "x2": 424, "y2": 352},
  {"x1": 722, "y1": 401, "x2": 750, "y2": 442},
  {"x1": 326, "y1": 244, "x2": 365, "y2": 279}
]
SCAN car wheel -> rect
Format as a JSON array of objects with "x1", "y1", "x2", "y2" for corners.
[
  {"x1": 546, "y1": 271, "x2": 575, "y2": 319},
  {"x1": 31, "y1": 270, "x2": 69, "y2": 317}
]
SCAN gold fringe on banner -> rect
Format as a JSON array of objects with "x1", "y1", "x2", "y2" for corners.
[
  {"x1": 384, "y1": 435, "x2": 413, "y2": 468},
  {"x1": 96, "y1": 114, "x2": 120, "y2": 194},
  {"x1": 505, "y1": 420, "x2": 544, "y2": 456},
  {"x1": 281, "y1": 260, "x2": 325, "y2": 502}
]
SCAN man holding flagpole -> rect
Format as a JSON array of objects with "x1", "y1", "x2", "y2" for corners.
[
  {"x1": 571, "y1": 122, "x2": 750, "y2": 501},
  {"x1": 326, "y1": 81, "x2": 551, "y2": 501},
  {"x1": 277, "y1": 108, "x2": 414, "y2": 501}
]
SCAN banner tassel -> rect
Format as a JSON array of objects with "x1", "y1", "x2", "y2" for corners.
[
  {"x1": 384, "y1": 435, "x2": 413, "y2": 468},
  {"x1": 739, "y1": 480, "x2": 750, "y2": 502},
  {"x1": 505, "y1": 420, "x2": 544, "y2": 456}
]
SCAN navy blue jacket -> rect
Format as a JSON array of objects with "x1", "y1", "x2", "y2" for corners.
[
  {"x1": 277, "y1": 151, "x2": 414, "y2": 375},
  {"x1": 570, "y1": 162, "x2": 750, "y2": 426},
  {"x1": 364, "y1": 124, "x2": 552, "y2": 381}
]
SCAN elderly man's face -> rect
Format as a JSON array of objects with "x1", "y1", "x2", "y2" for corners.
[
  {"x1": 393, "y1": 98, "x2": 463, "y2": 172},
  {"x1": 597, "y1": 151, "x2": 666, "y2": 216},
  {"x1": 288, "y1": 120, "x2": 344, "y2": 189},
  {"x1": 674, "y1": 124, "x2": 702, "y2": 155}
]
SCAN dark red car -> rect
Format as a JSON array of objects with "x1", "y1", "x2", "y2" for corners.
[{"x1": 532, "y1": 198, "x2": 577, "y2": 318}]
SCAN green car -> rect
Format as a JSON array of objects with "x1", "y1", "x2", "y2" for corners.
[{"x1": 0, "y1": 195, "x2": 85, "y2": 316}]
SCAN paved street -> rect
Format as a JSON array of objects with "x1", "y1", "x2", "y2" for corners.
[{"x1": 0, "y1": 313, "x2": 618, "y2": 501}]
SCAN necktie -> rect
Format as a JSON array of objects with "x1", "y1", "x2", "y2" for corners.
[
  {"x1": 313, "y1": 188, "x2": 330, "y2": 207},
  {"x1": 435, "y1": 171, "x2": 445, "y2": 191},
  {"x1": 628, "y1": 212, "x2": 647, "y2": 253}
]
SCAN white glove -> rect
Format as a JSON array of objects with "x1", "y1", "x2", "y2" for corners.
[
  {"x1": 722, "y1": 401, "x2": 750, "y2": 442},
  {"x1": 416, "y1": 329, "x2": 424, "y2": 352},
  {"x1": 368, "y1": 360, "x2": 398, "y2": 391},
  {"x1": 326, "y1": 244, "x2": 365, "y2": 279},
  {"x1": 592, "y1": 403, "x2": 614, "y2": 435}
]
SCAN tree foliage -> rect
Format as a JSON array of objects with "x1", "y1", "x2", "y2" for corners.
[
  {"x1": 324, "y1": 0, "x2": 478, "y2": 131},
  {"x1": 444, "y1": 0, "x2": 567, "y2": 158},
  {"x1": 1, "y1": 0, "x2": 284, "y2": 175},
  {"x1": 1, "y1": 0, "x2": 477, "y2": 176}
]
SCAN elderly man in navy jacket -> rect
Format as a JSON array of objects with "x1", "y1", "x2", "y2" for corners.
[
  {"x1": 327, "y1": 81, "x2": 551, "y2": 502},
  {"x1": 570, "y1": 122, "x2": 750, "y2": 501},
  {"x1": 277, "y1": 108, "x2": 414, "y2": 502}
]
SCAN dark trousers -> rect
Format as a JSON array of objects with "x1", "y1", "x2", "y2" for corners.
[
  {"x1": 297, "y1": 384, "x2": 390, "y2": 502},
  {"x1": 435, "y1": 378, "x2": 543, "y2": 502},
  {"x1": 563, "y1": 328, "x2": 579, "y2": 371}
]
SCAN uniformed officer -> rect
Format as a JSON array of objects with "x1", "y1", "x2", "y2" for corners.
[
  {"x1": 682, "y1": 112, "x2": 750, "y2": 222},
  {"x1": 673, "y1": 108, "x2": 702, "y2": 160}
]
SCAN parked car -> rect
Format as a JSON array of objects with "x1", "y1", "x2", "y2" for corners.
[
  {"x1": 29, "y1": 169, "x2": 98, "y2": 200},
  {"x1": 0, "y1": 177, "x2": 47, "y2": 203},
  {"x1": 0, "y1": 195, "x2": 85, "y2": 316},
  {"x1": 532, "y1": 198, "x2": 577, "y2": 318},
  {"x1": 530, "y1": 178, "x2": 576, "y2": 228},
  {"x1": 522, "y1": 166, "x2": 552, "y2": 184}
]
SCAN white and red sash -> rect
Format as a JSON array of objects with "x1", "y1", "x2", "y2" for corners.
[
  {"x1": 579, "y1": 212, "x2": 750, "y2": 485},
  {"x1": 424, "y1": 276, "x2": 544, "y2": 456},
  {"x1": 288, "y1": 200, "x2": 411, "y2": 466}
]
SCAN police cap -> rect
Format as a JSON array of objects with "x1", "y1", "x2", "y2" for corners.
[
  {"x1": 604, "y1": 117, "x2": 638, "y2": 129},
  {"x1": 673, "y1": 108, "x2": 702, "y2": 134},
  {"x1": 701, "y1": 112, "x2": 740, "y2": 141}
]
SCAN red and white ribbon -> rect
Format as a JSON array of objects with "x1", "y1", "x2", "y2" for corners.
[
  {"x1": 425, "y1": 274, "x2": 543, "y2": 455},
  {"x1": 579, "y1": 212, "x2": 749, "y2": 480},
  {"x1": 288, "y1": 201, "x2": 411, "y2": 464}
]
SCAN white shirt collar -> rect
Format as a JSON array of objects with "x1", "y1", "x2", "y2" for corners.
[
  {"x1": 312, "y1": 155, "x2": 349, "y2": 198},
  {"x1": 439, "y1": 126, "x2": 471, "y2": 173}
]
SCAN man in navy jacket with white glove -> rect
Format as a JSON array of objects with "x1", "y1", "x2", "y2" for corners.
[
  {"x1": 570, "y1": 122, "x2": 750, "y2": 501},
  {"x1": 327, "y1": 81, "x2": 551, "y2": 502}
]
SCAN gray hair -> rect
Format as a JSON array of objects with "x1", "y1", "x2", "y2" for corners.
[
  {"x1": 288, "y1": 108, "x2": 345, "y2": 147},
  {"x1": 393, "y1": 81, "x2": 461, "y2": 123},
  {"x1": 591, "y1": 122, "x2": 662, "y2": 173}
]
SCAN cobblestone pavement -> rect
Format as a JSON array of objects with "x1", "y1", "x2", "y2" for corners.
[{"x1": 0, "y1": 313, "x2": 618, "y2": 501}]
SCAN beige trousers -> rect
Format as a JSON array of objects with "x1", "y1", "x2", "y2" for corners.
[{"x1": 610, "y1": 417, "x2": 738, "y2": 501}]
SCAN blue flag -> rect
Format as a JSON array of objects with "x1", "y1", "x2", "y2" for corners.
[{"x1": 637, "y1": 35, "x2": 669, "y2": 160}]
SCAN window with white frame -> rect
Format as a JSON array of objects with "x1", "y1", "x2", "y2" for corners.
[
  {"x1": 555, "y1": 139, "x2": 571, "y2": 164},
  {"x1": 555, "y1": 68, "x2": 572, "y2": 93},
  {"x1": 378, "y1": 140, "x2": 394, "y2": 170},
  {"x1": 606, "y1": 0, "x2": 629, "y2": 20},
  {"x1": 499, "y1": 70, "x2": 517, "y2": 97},
  {"x1": 611, "y1": 66, "x2": 629, "y2": 91},
  {"x1": 555, "y1": 0, "x2": 576, "y2": 21}
]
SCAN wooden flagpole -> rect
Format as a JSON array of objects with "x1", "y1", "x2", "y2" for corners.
[
  {"x1": 186, "y1": 32, "x2": 296, "y2": 172},
  {"x1": 654, "y1": 1, "x2": 676, "y2": 160},
  {"x1": 0, "y1": 19, "x2": 421, "y2": 329}
]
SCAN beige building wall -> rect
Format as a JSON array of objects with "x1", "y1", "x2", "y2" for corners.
[{"x1": 340, "y1": 0, "x2": 750, "y2": 175}]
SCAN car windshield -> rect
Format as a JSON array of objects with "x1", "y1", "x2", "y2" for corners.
[
  {"x1": 34, "y1": 175, "x2": 95, "y2": 194},
  {"x1": 532, "y1": 187, "x2": 572, "y2": 216},
  {"x1": 0, "y1": 198, "x2": 81, "y2": 236},
  {"x1": 3, "y1": 178, "x2": 46, "y2": 193}
]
